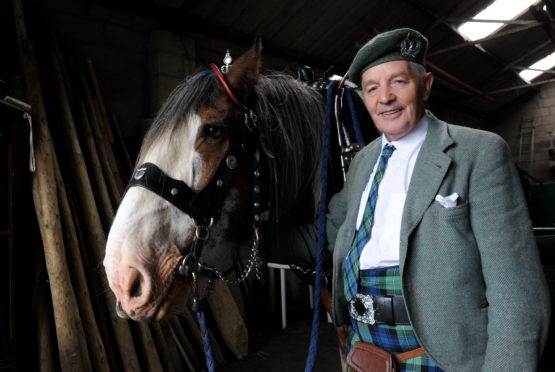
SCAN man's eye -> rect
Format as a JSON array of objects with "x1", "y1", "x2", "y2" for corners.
[{"x1": 203, "y1": 125, "x2": 224, "y2": 139}]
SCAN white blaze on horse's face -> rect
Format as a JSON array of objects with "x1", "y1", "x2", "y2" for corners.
[
  {"x1": 104, "y1": 41, "x2": 264, "y2": 322},
  {"x1": 104, "y1": 115, "x2": 204, "y2": 321}
]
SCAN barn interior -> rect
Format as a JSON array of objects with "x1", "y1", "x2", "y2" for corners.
[{"x1": 1, "y1": 0, "x2": 555, "y2": 371}]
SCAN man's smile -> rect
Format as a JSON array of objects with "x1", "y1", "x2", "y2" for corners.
[{"x1": 379, "y1": 107, "x2": 403, "y2": 117}]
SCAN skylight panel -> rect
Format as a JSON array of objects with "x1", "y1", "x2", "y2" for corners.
[
  {"x1": 519, "y1": 51, "x2": 555, "y2": 82},
  {"x1": 458, "y1": 0, "x2": 538, "y2": 41}
]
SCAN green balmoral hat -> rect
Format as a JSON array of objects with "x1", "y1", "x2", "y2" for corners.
[{"x1": 347, "y1": 28, "x2": 428, "y2": 86}]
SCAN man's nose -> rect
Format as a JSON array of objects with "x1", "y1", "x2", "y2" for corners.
[{"x1": 378, "y1": 86, "x2": 395, "y2": 104}]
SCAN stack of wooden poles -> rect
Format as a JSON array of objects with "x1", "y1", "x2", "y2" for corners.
[{"x1": 12, "y1": 1, "x2": 249, "y2": 371}]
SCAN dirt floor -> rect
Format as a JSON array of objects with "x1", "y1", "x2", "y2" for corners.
[{"x1": 221, "y1": 315, "x2": 342, "y2": 372}]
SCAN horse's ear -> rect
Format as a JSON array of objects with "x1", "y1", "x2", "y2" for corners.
[{"x1": 226, "y1": 39, "x2": 262, "y2": 98}]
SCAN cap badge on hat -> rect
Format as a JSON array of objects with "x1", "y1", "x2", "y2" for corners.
[{"x1": 400, "y1": 32, "x2": 422, "y2": 59}]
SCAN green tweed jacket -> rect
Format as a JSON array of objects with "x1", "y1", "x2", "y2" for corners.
[{"x1": 326, "y1": 111, "x2": 550, "y2": 371}]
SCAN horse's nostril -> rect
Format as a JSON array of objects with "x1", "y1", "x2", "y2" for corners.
[
  {"x1": 129, "y1": 310, "x2": 136, "y2": 318},
  {"x1": 130, "y1": 278, "x2": 142, "y2": 298},
  {"x1": 115, "y1": 301, "x2": 129, "y2": 319}
]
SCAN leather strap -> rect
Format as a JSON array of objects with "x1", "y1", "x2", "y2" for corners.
[
  {"x1": 373, "y1": 296, "x2": 410, "y2": 325},
  {"x1": 210, "y1": 63, "x2": 248, "y2": 112},
  {"x1": 395, "y1": 347, "x2": 426, "y2": 362}
]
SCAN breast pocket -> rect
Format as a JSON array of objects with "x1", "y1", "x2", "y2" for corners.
[
  {"x1": 434, "y1": 200, "x2": 469, "y2": 219},
  {"x1": 421, "y1": 200, "x2": 474, "y2": 253}
]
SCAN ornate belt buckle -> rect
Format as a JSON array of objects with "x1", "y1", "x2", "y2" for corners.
[{"x1": 349, "y1": 293, "x2": 375, "y2": 325}]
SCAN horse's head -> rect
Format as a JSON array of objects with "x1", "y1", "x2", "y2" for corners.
[{"x1": 104, "y1": 41, "x2": 323, "y2": 321}]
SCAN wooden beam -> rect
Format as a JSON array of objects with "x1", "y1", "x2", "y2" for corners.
[
  {"x1": 487, "y1": 77, "x2": 555, "y2": 94},
  {"x1": 426, "y1": 61, "x2": 495, "y2": 101},
  {"x1": 428, "y1": 22, "x2": 545, "y2": 57}
]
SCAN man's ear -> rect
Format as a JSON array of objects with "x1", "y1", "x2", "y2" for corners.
[
  {"x1": 226, "y1": 38, "x2": 262, "y2": 100},
  {"x1": 423, "y1": 72, "x2": 434, "y2": 101}
]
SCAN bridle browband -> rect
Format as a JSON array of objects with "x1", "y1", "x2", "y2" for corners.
[{"x1": 126, "y1": 63, "x2": 265, "y2": 303}]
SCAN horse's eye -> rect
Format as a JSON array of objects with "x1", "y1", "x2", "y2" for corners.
[{"x1": 203, "y1": 125, "x2": 224, "y2": 139}]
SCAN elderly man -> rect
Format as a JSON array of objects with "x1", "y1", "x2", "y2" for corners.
[{"x1": 326, "y1": 28, "x2": 550, "y2": 371}]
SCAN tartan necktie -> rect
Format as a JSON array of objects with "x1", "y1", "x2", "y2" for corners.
[{"x1": 344, "y1": 144, "x2": 396, "y2": 301}]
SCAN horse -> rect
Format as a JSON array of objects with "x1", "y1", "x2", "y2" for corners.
[{"x1": 104, "y1": 41, "x2": 325, "y2": 322}]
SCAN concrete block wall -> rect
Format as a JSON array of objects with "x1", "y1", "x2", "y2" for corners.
[{"x1": 493, "y1": 84, "x2": 555, "y2": 182}]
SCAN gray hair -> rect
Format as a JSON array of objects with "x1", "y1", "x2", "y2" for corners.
[{"x1": 409, "y1": 62, "x2": 427, "y2": 88}]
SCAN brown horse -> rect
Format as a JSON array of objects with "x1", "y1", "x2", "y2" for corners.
[{"x1": 104, "y1": 42, "x2": 324, "y2": 322}]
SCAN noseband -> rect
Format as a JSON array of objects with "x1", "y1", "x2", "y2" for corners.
[{"x1": 127, "y1": 64, "x2": 266, "y2": 301}]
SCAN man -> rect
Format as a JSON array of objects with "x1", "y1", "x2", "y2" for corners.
[{"x1": 327, "y1": 28, "x2": 550, "y2": 371}]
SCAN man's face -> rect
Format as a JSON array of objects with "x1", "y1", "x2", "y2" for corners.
[{"x1": 361, "y1": 60, "x2": 433, "y2": 141}]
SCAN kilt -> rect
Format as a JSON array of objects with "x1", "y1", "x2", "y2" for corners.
[{"x1": 348, "y1": 266, "x2": 444, "y2": 372}]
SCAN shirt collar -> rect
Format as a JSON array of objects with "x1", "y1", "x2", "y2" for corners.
[{"x1": 380, "y1": 114, "x2": 429, "y2": 155}]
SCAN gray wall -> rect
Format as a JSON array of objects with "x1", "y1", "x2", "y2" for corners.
[{"x1": 492, "y1": 84, "x2": 555, "y2": 182}]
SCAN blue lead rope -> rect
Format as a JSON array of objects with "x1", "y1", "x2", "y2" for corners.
[
  {"x1": 304, "y1": 80, "x2": 337, "y2": 372},
  {"x1": 344, "y1": 87, "x2": 365, "y2": 144},
  {"x1": 196, "y1": 309, "x2": 217, "y2": 372}
]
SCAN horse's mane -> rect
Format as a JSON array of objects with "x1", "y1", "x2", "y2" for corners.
[{"x1": 138, "y1": 71, "x2": 324, "y2": 223}]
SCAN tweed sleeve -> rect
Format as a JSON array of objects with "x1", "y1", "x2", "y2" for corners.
[{"x1": 468, "y1": 134, "x2": 550, "y2": 371}]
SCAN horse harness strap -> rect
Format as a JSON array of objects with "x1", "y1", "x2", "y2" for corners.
[{"x1": 129, "y1": 144, "x2": 244, "y2": 220}]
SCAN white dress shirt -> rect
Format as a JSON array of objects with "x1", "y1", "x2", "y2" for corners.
[{"x1": 356, "y1": 115, "x2": 429, "y2": 269}]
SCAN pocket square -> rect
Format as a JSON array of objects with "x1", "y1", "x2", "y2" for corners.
[{"x1": 435, "y1": 193, "x2": 459, "y2": 208}]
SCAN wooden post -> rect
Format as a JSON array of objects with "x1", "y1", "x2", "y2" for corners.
[
  {"x1": 206, "y1": 281, "x2": 249, "y2": 359},
  {"x1": 86, "y1": 58, "x2": 115, "y2": 144},
  {"x1": 110, "y1": 112, "x2": 134, "y2": 172},
  {"x1": 12, "y1": 2, "x2": 92, "y2": 369},
  {"x1": 35, "y1": 255, "x2": 59, "y2": 372},
  {"x1": 136, "y1": 322, "x2": 164, "y2": 372},
  {"x1": 150, "y1": 322, "x2": 182, "y2": 372},
  {"x1": 178, "y1": 311, "x2": 206, "y2": 362},
  {"x1": 76, "y1": 102, "x2": 114, "y2": 228},
  {"x1": 80, "y1": 76, "x2": 124, "y2": 204},
  {"x1": 91, "y1": 98, "x2": 127, "y2": 188},
  {"x1": 168, "y1": 317, "x2": 200, "y2": 371},
  {"x1": 52, "y1": 150, "x2": 110, "y2": 372},
  {"x1": 22, "y1": 40, "x2": 93, "y2": 372}
]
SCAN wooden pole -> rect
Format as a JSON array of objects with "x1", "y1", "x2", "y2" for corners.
[
  {"x1": 206, "y1": 281, "x2": 249, "y2": 358},
  {"x1": 91, "y1": 98, "x2": 127, "y2": 188},
  {"x1": 76, "y1": 102, "x2": 114, "y2": 227},
  {"x1": 35, "y1": 255, "x2": 59, "y2": 372},
  {"x1": 39, "y1": 44, "x2": 140, "y2": 372},
  {"x1": 86, "y1": 58, "x2": 115, "y2": 144},
  {"x1": 80, "y1": 76, "x2": 124, "y2": 204},
  {"x1": 12, "y1": 2, "x2": 91, "y2": 369},
  {"x1": 168, "y1": 317, "x2": 200, "y2": 371},
  {"x1": 178, "y1": 311, "x2": 206, "y2": 363},
  {"x1": 109, "y1": 111, "x2": 134, "y2": 175},
  {"x1": 20, "y1": 38, "x2": 93, "y2": 372},
  {"x1": 150, "y1": 322, "x2": 182, "y2": 372},
  {"x1": 136, "y1": 322, "x2": 164, "y2": 372},
  {"x1": 52, "y1": 150, "x2": 110, "y2": 372}
]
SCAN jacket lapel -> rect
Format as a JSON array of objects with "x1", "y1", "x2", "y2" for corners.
[
  {"x1": 351, "y1": 140, "x2": 382, "y2": 208},
  {"x1": 400, "y1": 113, "x2": 453, "y2": 266}
]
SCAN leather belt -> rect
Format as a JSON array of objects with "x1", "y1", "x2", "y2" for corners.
[{"x1": 349, "y1": 294, "x2": 410, "y2": 325}]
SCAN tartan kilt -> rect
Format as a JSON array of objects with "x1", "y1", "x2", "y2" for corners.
[{"x1": 348, "y1": 266, "x2": 444, "y2": 372}]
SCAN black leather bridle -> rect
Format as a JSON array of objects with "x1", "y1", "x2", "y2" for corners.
[{"x1": 126, "y1": 64, "x2": 265, "y2": 305}]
